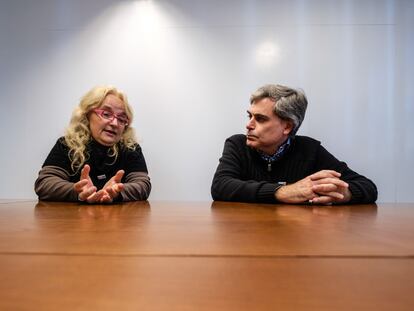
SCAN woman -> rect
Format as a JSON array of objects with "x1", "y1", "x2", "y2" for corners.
[{"x1": 35, "y1": 86, "x2": 151, "y2": 203}]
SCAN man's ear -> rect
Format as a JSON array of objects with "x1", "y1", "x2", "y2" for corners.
[{"x1": 283, "y1": 121, "x2": 294, "y2": 136}]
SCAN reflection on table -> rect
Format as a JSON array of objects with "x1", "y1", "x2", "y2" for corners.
[{"x1": 0, "y1": 201, "x2": 413, "y2": 310}]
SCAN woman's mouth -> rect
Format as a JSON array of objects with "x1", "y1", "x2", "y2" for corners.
[{"x1": 103, "y1": 129, "x2": 117, "y2": 137}]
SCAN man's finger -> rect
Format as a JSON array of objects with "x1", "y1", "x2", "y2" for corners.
[
  {"x1": 310, "y1": 170, "x2": 341, "y2": 180},
  {"x1": 315, "y1": 191, "x2": 344, "y2": 200},
  {"x1": 312, "y1": 184, "x2": 337, "y2": 193},
  {"x1": 310, "y1": 195, "x2": 334, "y2": 205},
  {"x1": 327, "y1": 191, "x2": 345, "y2": 200},
  {"x1": 312, "y1": 178, "x2": 348, "y2": 188}
]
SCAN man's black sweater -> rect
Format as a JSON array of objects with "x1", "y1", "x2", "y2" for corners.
[{"x1": 211, "y1": 134, "x2": 377, "y2": 204}]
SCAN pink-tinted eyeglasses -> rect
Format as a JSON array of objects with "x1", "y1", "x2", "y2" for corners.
[{"x1": 93, "y1": 109, "x2": 129, "y2": 126}]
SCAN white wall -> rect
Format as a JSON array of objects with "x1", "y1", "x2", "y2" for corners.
[{"x1": 0, "y1": 0, "x2": 413, "y2": 202}]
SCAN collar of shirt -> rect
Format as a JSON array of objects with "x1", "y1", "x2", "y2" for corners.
[{"x1": 259, "y1": 137, "x2": 292, "y2": 163}]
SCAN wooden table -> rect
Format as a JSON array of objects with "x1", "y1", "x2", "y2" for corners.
[{"x1": 0, "y1": 200, "x2": 413, "y2": 310}]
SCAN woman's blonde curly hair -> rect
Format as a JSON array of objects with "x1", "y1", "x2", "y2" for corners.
[{"x1": 64, "y1": 86, "x2": 137, "y2": 173}]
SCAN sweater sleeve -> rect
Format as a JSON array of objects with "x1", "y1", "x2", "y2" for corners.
[
  {"x1": 120, "y1": 172, "x2": 151, "y2": 201},
  {"x1": 315, "y1": 145, "x2": 378, "y2": 203},
  {"x1": 118, "y1": 145, "x2": 151, "y2": 201},
  {"x1": 34, "y1": 165, "x2": 78, "y2": 201},
  {"x1": 211, "y1": 137, "x2": 280, "y2": 203},
  {"x1": 34, "y1": 138, "x2": 78, "y2": 201}
]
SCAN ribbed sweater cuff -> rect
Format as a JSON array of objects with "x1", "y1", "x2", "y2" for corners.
[
  {"x1": 257, "y1": 183, "x2": 280, "y2": 203},
  {"x1": 348, "y1": 183, "x2": 363, "y2": 204}
]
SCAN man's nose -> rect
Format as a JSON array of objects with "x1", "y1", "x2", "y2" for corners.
[{"x1": 246, "y1": 118, "x2": 255, "y2": 130}]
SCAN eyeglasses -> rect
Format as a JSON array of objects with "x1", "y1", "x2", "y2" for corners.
[{"x1": 93, "y1": 109, "x2": 129, "y2": 126}]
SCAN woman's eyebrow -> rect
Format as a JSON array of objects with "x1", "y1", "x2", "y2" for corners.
[
  {"x1": 100, "y1": 105, "x2": 127, "y2": 115},
  {"x1": 100, "y1": 104, "x2": 114, "y2": 110}
]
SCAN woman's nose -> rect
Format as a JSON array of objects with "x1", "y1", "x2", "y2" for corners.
[{"x1": 109, "y1": 117, "x2": 120, "y2": 126}]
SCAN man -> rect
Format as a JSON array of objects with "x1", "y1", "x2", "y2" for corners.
[{"x1": 211, "y1": 84, "x2": 377, "y2": 204}]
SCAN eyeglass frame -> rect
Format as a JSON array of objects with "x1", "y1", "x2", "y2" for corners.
[{"x1": 92, "y1": 109, "x2": 130, "y2": 127}]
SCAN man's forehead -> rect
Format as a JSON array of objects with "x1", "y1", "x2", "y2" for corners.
[{"x1": 249, "y1": 99, "x2": 275, "y2": 116}]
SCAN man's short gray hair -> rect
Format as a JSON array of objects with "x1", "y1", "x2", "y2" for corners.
[{"x1": 250, "y1": 84, "x2": 308, "y2": 136}]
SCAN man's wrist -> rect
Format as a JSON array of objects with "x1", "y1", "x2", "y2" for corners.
[{"x1": 275, "y1": 185, "x2": 286, "y2": 202}]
